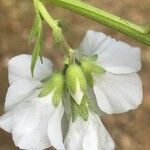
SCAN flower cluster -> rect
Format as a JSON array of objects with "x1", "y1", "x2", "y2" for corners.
[{"x1": 0, "y1": 31, "x2": 142, "y2": 150}]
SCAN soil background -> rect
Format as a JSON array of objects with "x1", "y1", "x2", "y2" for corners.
[{"x1": 0, "y1": 0, "x2": 150, "y2": 150}]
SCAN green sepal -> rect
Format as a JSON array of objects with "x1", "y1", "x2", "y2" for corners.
[
  {"x1": 80, "y1": 57, "x2": 105, "y2": 87},
  {"x1": 39, "y1": 72, "x2": 65, "y2": 107},
  {"x1": 77, "y1": 95, "x2": 89, "y2": 121},
  {"x1": 70, "y1": 96, "x2": 78, "y2": 122},
  {"x1": 70, "y1": 94, "x2": 89, "y2": 121},
  {"x1": 83, "y1": 72, "x2": 93, "y2": 87},
  {"x1": 66, "y1": 64, "x2": 87, "y2": 94},
  {"x1": 41, "y1": 76, "x2": 51, "y2": 83},
  {"x1": 62, "y1": 89, "x2": 72, "y2": 121},
  {"x1": 81, "y1": 57, "x2": 105, "y2": 74}
]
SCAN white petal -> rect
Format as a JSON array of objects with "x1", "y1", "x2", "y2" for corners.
[
  {"x1": 0, "y1": 112, "x2": 13, "y2": 132},
  {"x1": 79, "y1": 30, "x2": 141, "y2": 74},
  {"x1": 93, "y1": 72, "x2": 143, "y2": 114},
  {"x1": 65, "y1": 117, "x2": 88, "y2": 150},
  {"x1": 83, "y1": 113, "x2": 115, "y2": 150},
  {"x1": 0, "y1": 92, "x2": 55, "y2": 150},
  {"x1": 5, "y1": 79, "x2": 41, "y2": 111},
  {"x1": 78, "y1": 30, "x2": 107, "y2": 56},
  {"x1": 48, "y1": 102, "x2": 65, "y2": 150},
  {"x1": 8, "y1": 54, "x2": 53, "y2": 84},
  {"x1": 98, "y1": 38, "x2": 141, "y2": 74}
]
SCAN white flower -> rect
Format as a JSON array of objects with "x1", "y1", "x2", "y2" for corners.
[
  {"x1": 78, "y1": 30, "x2": 143, "y2": 114},
  {"x1": 64, "y1": 30, "x2": 142, "y2": 150},
  {"x1": 0, "y1": 30, "x2": 143, "y2": 150},
  {"x1": 0, "y1": 54, "x2": 64, "y2": 150},
  {"x1": 65, "y1": 113, "x2": 114, "y2": 150}
]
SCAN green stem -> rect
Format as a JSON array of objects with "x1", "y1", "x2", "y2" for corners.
[
  {"x1": 38, "y1": 1, "x2": 58, "y2": 29},
  {"x1": 49, "y1": 0, "x2": 150, "y2": 46},
  {"x1": 37, "y1": 1, "x2": 75, "y2": 63}
]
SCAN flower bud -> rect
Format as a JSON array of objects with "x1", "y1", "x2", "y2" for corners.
[
  {"x1": 39, "y1": 72, "x2": 64, "y2": 107},
  {"x1": 66, "y1": 64, "x2": 87, "y2": 105}
]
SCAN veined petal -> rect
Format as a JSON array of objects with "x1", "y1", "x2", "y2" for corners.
[
  {"x1": 5, "y1": 79, "x2": 41, "y2": 111},
  {"x1": 64, "y1": 117, "x2": 88, "y2": 150},
  {"x1": 0, "y1": 92, "x2": 55, "y2": 150},
  {"x1": 78, "y1": 30, "x2": 141, "y2": 74},
  {"x1": 93, "y1": 72, "x2": 143, "y2": 114},
  {"x1": 82, "y1": 113, "x2": 115, "y2": 150},
  {"x1": 47, "y1": 102, "x2": 65, "y2": 150},
  {"x1": 8, "y1": 54, "x2": 53, "y2": 84}
]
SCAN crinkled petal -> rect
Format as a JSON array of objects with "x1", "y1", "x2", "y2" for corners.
[
  {"x1": 64, "y1": 117, "x2": 87, "y2": 150},
  {"x1": 5, "y1": 79, "x2": 41, "y2": 111},
  {"x1": 8, "y1": 54, "x2": 53, "y2": 84},
  {"x1": 48, "y1": 102, "x2": 65, "y2": 150},
  {"x1": 82, "y1": 113, "x2": 115, "y2": 150},
  {"x1": 93, "y1": 72, "x2": 143, "y2": 114},
  {"x1": 0, "y1": 92, "x2": 55, "y2": 150},
  {"x1": 78, "y1": 30, "x2": 141, "y2": 74}
]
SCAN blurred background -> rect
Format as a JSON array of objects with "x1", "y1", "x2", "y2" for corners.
[{"x1": 0, "y1": 0, "x2": 150, "y2": 149}]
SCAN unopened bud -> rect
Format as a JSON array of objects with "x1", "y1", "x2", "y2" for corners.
[{"x1": 66, "y1": 64, "x2": 87, "y2": 105}]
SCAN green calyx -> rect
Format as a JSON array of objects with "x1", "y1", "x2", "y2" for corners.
[
  {"x1": 70, "y1": 94, "x2": 89, "y2": 121},
  {"x1": 81, "y1": 57, "x2": 105, "y2": 74},
  {"x1": 39, "y1": 72, "x2": 65, "y2": 107},
  {"x1": 66, "y1": 64, "x2": 87, "y2": 94},
  {"x1": 38, "y1": 59, "x2": 103, "y2": 121},
  {"x1": 81, "y1": 57, "x2": 105, "y2": 86}
]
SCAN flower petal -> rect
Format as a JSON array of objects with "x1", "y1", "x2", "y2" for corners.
[
  {"x1": 5, "y1": 79, "x2": 41, "y2": 111},
  {"x1": 93, "y1": 72, "x2": 143, "y2": 114},
  {"x1": 79, "y1": 30, "x2": 141, "y2": 74},
  {"x1": 47, "y1": 102, "x2": 65, "y2": 150},
  {"x1": 0, "y1": 112, "x2": 13, "y2": 132},
  {"x1": 98, "y1": 39, "x2": 141, "y2": 74},
  {"x1": 8, "y1": 54, "x2": 53, "y2": 84},
  {"x1": 64, "y1": 117, "x2": 87, "y2": 150},
  {"x1": 78, "y1": 30, "x2": 107, "y2": 56},
  {"x1": 0, "y1": 92, "x2": 55, "y2": 150},
  {"x1": 82, "y1": 113, "x2": 115, "y2": 150}
]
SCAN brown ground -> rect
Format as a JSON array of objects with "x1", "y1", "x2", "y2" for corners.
[{"x1": 0, "y1": 0, "x2": 150, "y2": 150}]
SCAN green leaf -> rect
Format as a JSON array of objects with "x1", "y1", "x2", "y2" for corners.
[{"x1": 29, "y1": 13, "x2": 43, "y2": 76}]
